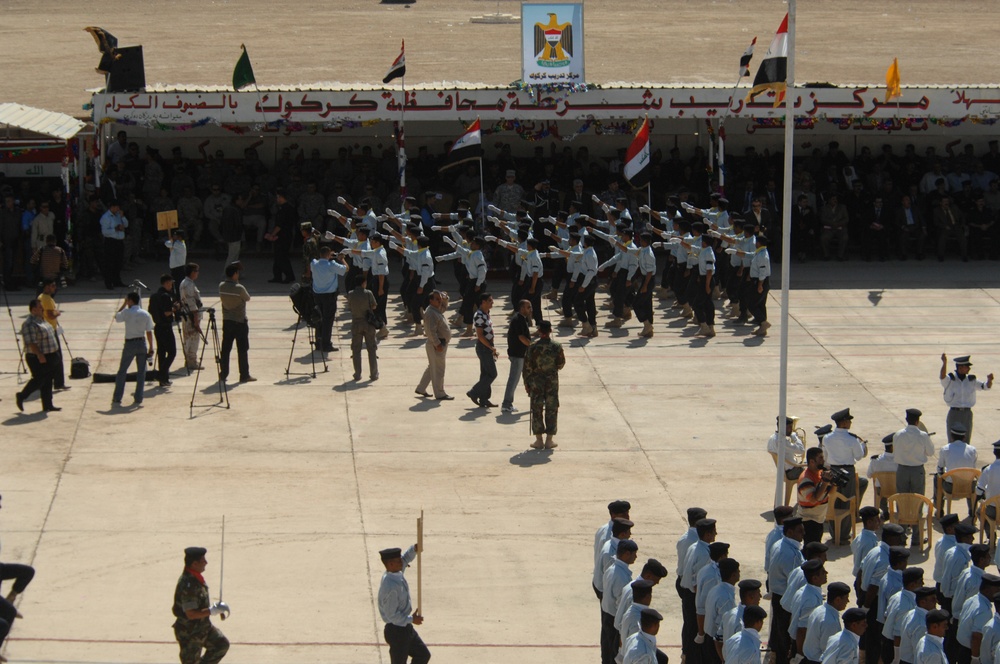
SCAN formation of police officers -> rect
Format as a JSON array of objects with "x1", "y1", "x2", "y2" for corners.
[
  {"x1": 302, "y1": 186, "x2": 771, "y2": 343},
  {"x1": 593, "y1": 497, "x2": 1000, "y2": 664}
]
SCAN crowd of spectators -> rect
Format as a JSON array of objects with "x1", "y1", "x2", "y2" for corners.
[{"x1": 1, "y1": 133, "x2": 998, "y2": 290}]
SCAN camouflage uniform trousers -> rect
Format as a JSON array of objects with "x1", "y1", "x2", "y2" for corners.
[
  {"x1": 173, "y1": 621, "x2": 230, "y2": 664},
  {"x1": 528, "y1": 380, "x2": 559, "y2": 435}
]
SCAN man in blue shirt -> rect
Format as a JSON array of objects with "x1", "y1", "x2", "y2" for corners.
[
  {"x1": 310, "y1": 246, "x2": 348, "y2": 353},
  {"x1": 99, "y1": 199, "x2": 128, "y2": 290},
  {"x1": 378, "y1": 545, "x2": 429, "y2": 664},
  {"x1": 111, "y1": 292, "x2": 154, "y2": 407}
]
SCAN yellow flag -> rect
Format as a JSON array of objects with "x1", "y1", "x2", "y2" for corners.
[{"x1": 885, "y1": 58, "x2": 901, "y2": 101}]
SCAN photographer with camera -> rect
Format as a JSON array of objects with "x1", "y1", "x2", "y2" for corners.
[
  {"x1": 796, "y1": 448, "x2": 834, "y2": 545},
  {"x1": 310, "y1": 246, "x2": 348, "y2": 353},
  {"x1": 149, "y1": 274, "x2": 180, "y2": 387},
  {"x1": 179, "y1": 263, "x2": 203, "y2": 371}
]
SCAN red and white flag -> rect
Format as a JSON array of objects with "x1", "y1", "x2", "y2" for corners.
[
  {"x1": 439, "y1": 119, "x2": 483, "y2": 171},
  {"x1": 739, "y1": 37, "x2": 757, "y2": 78},
  {"x1": 383, "y1": 39, "x2": 406, "y2": 84},
  {"x1": 623, "y1": 118, "x2": 651, "y2": 188},
  {"x1": 747, "y1": 14, "x2": 788, "y2": 106}
]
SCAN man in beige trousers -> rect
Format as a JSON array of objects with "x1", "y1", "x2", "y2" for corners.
[{"x1": 415, "y1": 290, "x2": 454, "y2": 400}]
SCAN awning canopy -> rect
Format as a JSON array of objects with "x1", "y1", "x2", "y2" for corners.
[{"x1": 0, "y1": 102, "x2": 85, "y2": 141}]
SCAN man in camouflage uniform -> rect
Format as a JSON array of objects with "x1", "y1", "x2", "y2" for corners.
[
  {"x1": 522, "y1": 320, "x2": 566, "y2": 450},
  {"x1": 172, "y1": 546, "x2": 230, "y2": 664}
]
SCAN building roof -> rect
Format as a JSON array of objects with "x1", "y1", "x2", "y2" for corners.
[{"x1": 0, "y1": 103, "x2": 85, "y2": 141}]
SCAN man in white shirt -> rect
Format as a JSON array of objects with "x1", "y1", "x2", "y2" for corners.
[
  {"x1": 893, "y1": 408, "x2": 937, "y2": 498},
  {"x1": 802, "y1": 582, "x2": 851, "y2": 664},
  {"x1": 937, "y1": 423, "x2": 978, "y2": 516},
  {"x1": 867, "y1": 435, "x2": 898, "y2": 516},
  {"x1": 977, "y1": 443, "x2": 1000, "y2": 544},
  {"x1": 940, "y1": 354, "x2": 993, "y2": 443},
  {"x1": 769, "y1": 417, "x2": 806, "y2": 480},
  {"x1": 824, "y1": 408, "x2": 869, "y2": 540},
  {"x1": 111, "y1": 292, "x2": 154, "y2": 408}
]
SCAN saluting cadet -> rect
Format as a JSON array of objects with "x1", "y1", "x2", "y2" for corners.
[
  {"x1": 747, "y1": 233, "x2": 772, "y2": 336},
  {"x1": 802, "y1": 582, "x2": 851, "y2": 664},
  {"x1": 723, "y1": 605, "x2": 768, "y2": 664},
  {"x1": 378, "y1": 545, "x2": 430, "y2": 664},
  {"x1": 575, "y1": 235, "x2": 600, "y2": 337},
  {"x1": 347, "y1": 233, "x2": 391, "y2": 338},
  {"x1": 634, "y1": 232, "x2": 658, "y2": 337},
  {"x1": 172, "y1": 547, "x2": 229, "y2": 664},
  {"x1": 688, "y1": 222, "x2": 717, "y2": 338},
  {"x1": 820, "y1": 608, "x2": 868, "y2": 664},
  {"x1": 900, "y1": 587, "x2": 940, "y2": 664},
  {"x1": 940, "y1": 354, "x2": 993, "y2": 442},
  {"x1": 391, "y1": 237, "x2": 435, "y2": 335}
]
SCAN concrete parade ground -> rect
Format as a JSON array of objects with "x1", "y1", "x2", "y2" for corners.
[{"x1": 1, "y1": 257, "x2": 999, "y2": 664}]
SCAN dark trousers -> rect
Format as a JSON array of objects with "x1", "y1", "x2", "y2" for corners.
[
  {"x1": 681, "y1": 586, "x2": 699, "y2": 658},
  {"x1": 864, "y1": 606, "x2": 882, "y2": 664},
  {"x1": 575, "y1": 281, "x2": 597, "y2": 326},
  {"x1": 272, "y1": 243, "x2": 294, "y2": 281},
  {"x1": 693, "y1": 276, "x2": 715, "y2": 326},
  {"x1": 20, "y1": 352, "x2": 57, "y2": 410},
  {"x1": 561, "y1": 278, "x2": 578, "y2": 318},
  {"x1": 526, "y1": 280, "x2": 544, "y2": 325},
  {"x1": 551, "y1": 259, "x2": 567, "y2": 290},
  {"x1": 410, "y1": 278, "x2": 435, "y2": 325},
  {"x1": 601, "y1": 610, "x2": 620, "y2": 664},
  {"x1": 101, "y1": 237, "x2": 124, "y2": 288},
  {"x1": 220, "y1": 319, "x2": 250, "y2": 381},
  {"x1": 770, "y1": 594, "x2": 791, "y2": 664},
  {"x1": 749, "y1": 277, "x2": 769, "y2": 324},
  {"x1": 384, "y1": 623, "x2": 430, "y2": 664},
  {"x1": 945, "y1": 618, "x2": 960, "y2": 663},
  {"x1": 368, "y1": 275, "x2": 389, "y2": 325},
  {"x1": 469, "y1": 343, "x2": 497, "y2": 403},
  {"x1": 956, "y1": 642, "x2": 971, "y2": 664},
  {"x1": 881, "y1": 636, "x2": 895, "y2": 664},
  {"x1": 314, "y1": 292, "x2": 339, "y2": 348},
  {"x1": 52, "y1": 332, "x2": 66, "y2": 389},
  {"x1": 0, "y1": 597, "x2": 12, "y2": 649},
  {"x1": 803, "y1": 519, "x2": 825, "y2": 545},
  {"x1": 738, "y1": 274, "x2": 753, "y2": 319},
  {"x1": 726, "y1": 266, "x2": 743, "y2": 304},
  {"x1": 154, "y1": 324, "x2": 176, "y2": 383},
  {"x1": 633, "y1": 282, "x2": 654, "y2": 323},
  {"x1": 0, "y1": 562, "x2": 35, "y2": 594},
  {"x1": 610, "y1": 270, "x2": 628, "y2": 318},
  {"x1": 460, "y1": 282, "x2": 484, "y2": 324}
]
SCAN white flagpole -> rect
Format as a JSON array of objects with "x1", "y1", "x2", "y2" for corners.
[
  {"x1": 775, "y1": 0, "x2": 795, "y2": 508},
  {"x1": 398, "y1": 70, "x2": 407, "y2": 212}
]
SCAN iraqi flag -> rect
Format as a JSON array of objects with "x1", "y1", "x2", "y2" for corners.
[
  {"x1": 623, "y1": 118, "x2": 651, "y2": 188},
  {"x1": 383, "y1": 40, "x2": 406, "y2": 84},
  {"x1": 747, "y1": 14, "x2": 789, "y2": 106},
  {"x1": 739, "y1": 37, "x2": 757, "y2": 78},
  {"x1": 439, "y1": 119, "x2": 483, "y2": 172}
]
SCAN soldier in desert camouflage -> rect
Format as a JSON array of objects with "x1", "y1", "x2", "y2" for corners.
[{"x1": 522, "y1": 319, "x2": 566, "y2": 450}]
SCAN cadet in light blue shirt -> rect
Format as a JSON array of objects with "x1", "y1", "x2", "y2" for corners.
[
  {"x1": 594, "y1": 518, "x2": 633, "y2": 595},
  {"x1": 933, "y1": 514, "x2": 960, "y2": 586},
  {"x1": 914, "y1": 610, "x2": 949, "y2": 664},
  {"x1": 616, "y1": 579, "x2": 655, "y2": 660},
  {"x1": 614, "y1": 559, "x2": 667, "y2": 637},
  {"x1": 594, "y1": 502, "x2": 631, "y2": 596},
  {"x1": 768, "y1": 520, "x2": 805, "y2": 596},
  {"x1": 820, "y1": 608, "x2": 868, "y2": 664},
  {"x1": 723, "y1": 579, "x2": 763, "y2": 643},
  {"x1": 704, "y1": 558, "x2": 740, "y2": 662},
  {"x1": 883, "y1": 569, "x2": 924, "y2": 664},
  {"x1": 851, "y1": 506, "x2": 881, "y2": 577},
  {"x1": 766, "y1": 507, "x2": 796, "y2": 580},
  {"x1": 782, "y1": 542, "x2": 829, "y2": 613},
  {"x1": 940, "y1": 524, "x2": 976, "y2": 605},
  {"x1": 802, "y1": 582, "x2": 851, "y2": 663},
  {"x1": 956, "y1": 573, "x2": 1000, "y2": 659},
  {"x1": 696, "y1": 542, "x2": 730, "y2": 633},
  {"x1": 952, "y1": 544, "x2": 991, "y2": 624},
  {"x1": 789, "y1": 560, "x2": 827, "y2": 655},
  {"x1": 622, "y1": 608, "x2": 663, "y2": 664},
  {"x1": 723, "y1": 605, "x2": 767, "y2": 664},
  {"x1": 377, "y1": 545, "x2": 431, "y2": 664},
  {"x1": 876, "y1": 548, "x2": 911, "y2": 623},
  {"x1": 979, "y1": 598, "x2": 1000, "y2": 664},
  {"x1": 899, "y1": 587, "x2": 939, "y2": 664}
]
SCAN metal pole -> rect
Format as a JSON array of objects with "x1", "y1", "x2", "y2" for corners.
[
  {"x1": 775, "y1": 0, "x2": 796, "y2": 508},
  {"x1": 399, "y1": 76, "x2": 407, "y2": 209}
]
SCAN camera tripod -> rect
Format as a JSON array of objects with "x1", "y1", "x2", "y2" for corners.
[
  {"x1": 285, "y1": 314, "x2": 328, "y2": 379},
  {"x1": 0, "y1": 276, "x2": 27, "y2": 377},
  {"x1": 190, "y1": 308, "x2": 230, "y2": 415}
]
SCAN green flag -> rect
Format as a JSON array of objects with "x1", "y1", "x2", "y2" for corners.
[{"x1": 233, "y1": 45, "x2": 256, "y2": 91}]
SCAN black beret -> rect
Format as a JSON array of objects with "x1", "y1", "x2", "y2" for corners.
[
  {"x1": 641, "y1": 607, "x2": 664, "y2": 622},
  {"x1": 709, "y1": 542, "x2": 731, "y2": 556},
  {"x1": 719, "y1": 558, "x2": 741, "y2": 578},
  {"x1": 379, "y1": 547, "x2": 402, "y2": 561},
  {"x1": 643, "y1": 558, "x2": 669, "y2": 578},
  {"x1": 687, "y1": 507, "x2": 708, "y2": 522},
  {"x1": 889, "y1": 547, "x2": 912, "y2": 564},
  {"x1": 696, "y1": 518, "x2": 718, "y2": 529},
  {"x1": 828, "y1": 581, "x2": 852, "y2": 598},
  {"x1": 955, "y1": 523, "x2": 978, "y2": 537},
  {"x1": 743, "y1": 605, "x2": 768, "y2": 625},
  {"x1": 184, "y1": 547, "x2": 207, "y2": 565},
  {"x1": 739, "y1": 579, "x2": 763, "y2": 591},
  {"x1": 844, "y1": 608, "x2": 868, "y2": 624},
  {"x1": 970, "y1": 544, "x2": 991, "y2": 558},
  {"x1": 940, "y1": 514, "x2": 960, "y2": 528},
  {"x1": 617, "y1": 539, "x2": 639, "y2": 554},
  {"x1": 981, "y1": 573, "x2": 1000, "y2": 586},
  {"x1": 631, "y1": 578, "x2": 655, "y2": 591},
  {"x1": 804, "y1": 542, "x2": 829, "y2": 558},
  {"x1": 915, "y1": 586, "x2": 938, "y2": 600},
  {"x1": 609, "y1": 500, "x2": 632, "y2": 513},
  {"x1": 801, "y1": 559, "x2": 825, "y2": 573},
  {"x1": 882, "y1": 523, "x2": 905, "y2": 537},
  {"x1": 774, "y1": 506, "x2": 795, "y2": 520},
  {"x1": 902, "y1": 568, "x2": 924, "y2": 584},
  {"x1": 926, "y1": 609, "x2": 950, "y2": 624},
  {"x1": 783, "y1": 517, "x2": 803, "y2": 529}
]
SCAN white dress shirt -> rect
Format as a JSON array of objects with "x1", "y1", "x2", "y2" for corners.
[
  {"x1": 900, "y1": 607, "x2": 928, "y2": 664},
  {"x1": 823, "y1": 428, "x2": 865, "y2": 466},
  {"x1": 938, "y1": 441, "x2": 978, "y2": 473},
  {"x1": 941, "y1": 372, "x2": 990, "y2": 408},
  {"x1": 893, "y1": 426, "x2": 936, "y2": 466},
  {"x1": 115, "y1": 305, "x2": 154, "y2": 339}
]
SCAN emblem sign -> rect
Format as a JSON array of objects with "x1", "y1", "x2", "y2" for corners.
[{"x1": 522, "y1": 3, "x2": 585, "y2": 84}]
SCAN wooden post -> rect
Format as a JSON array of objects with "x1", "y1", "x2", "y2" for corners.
[{"x1": 416, "y1": 509, "x2": 423, "y2": 617}]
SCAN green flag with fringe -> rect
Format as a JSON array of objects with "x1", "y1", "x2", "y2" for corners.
[{"x1": 233, "y1": 45, "x2": 256, "y2": 91}]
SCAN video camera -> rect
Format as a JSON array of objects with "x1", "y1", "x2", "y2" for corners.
[{"x1": 825, "y1": 467, "x2": 852, "y2": 489}]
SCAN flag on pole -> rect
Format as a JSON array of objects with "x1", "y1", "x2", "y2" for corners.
[
  {"x1": 439, "y1": 119, "x2": 483, "y2": 172},
  {"x1": 83, "y1": 27, "x2": 119, "y2": 74},
  {"x1": 623, "y1": 118, "x2": 651, "y2": 188},
  {"x1": 383, "y1": 40, "x2": 406, "y2": 84},
  {"x1": 739, "y1": 37, "x2": 757, "y2": 78},
  {"x1": 885, "y1": 57, "x2": 901, "y2": 102},
  {"x1": 232, "y1": 44, "x2": 256, "y2": 91},
  {"x1": 747, "y1": 14, "x2": 789, "y2": 106}
]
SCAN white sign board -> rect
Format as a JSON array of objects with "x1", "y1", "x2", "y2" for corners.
[{"x1": 522, "y1": 3, "x2": 585, "y2": 85}]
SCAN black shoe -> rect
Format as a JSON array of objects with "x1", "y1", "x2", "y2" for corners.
[
  {"x1": 466, "y1": 391, "x2": 479, "y2": 406},
  {"x1": 353, "y1": 373, "x2": 361, "y2": 381},
  {"x1": 482, "y1": 400, "x2": 498, "y2": 408},
  {"x1": 370, "y1": 374, "x2": 379, "y2": 381},
  {"x1": 54, "y1": 385, "x2": 70, "y2": 391},
  {"x1": 159, "y1": 380, "x2": 172, "y2": 387},
  {"x1": 437, "y1": 394, "x2": 455, "y2": 401},
  {"x1": 43, "y1": 406, "x2": 61, "y2": 412},
  {"x1": 15, "y1": 392, "x2": 24, "y2": 412},
  {"x1": 415, "y1": 390, "x2": 431, "y2": 398},
  {"x1": 239, "y1": 376, "x2": 258, "y2": 383}
]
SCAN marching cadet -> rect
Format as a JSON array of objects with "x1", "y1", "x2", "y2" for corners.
[
  {"x1": 747, "y1": 233, "x2": 772, "y2": 336},
  {"x1": 390, "y1": 236, "x2": 435, "y2": 335},
  {"x1": 172, "y1": 547, "x2": 230, "y2": 664},
  {"x1": 632, "y1": 232, "x2": 657, "y2": 337},
  {"x1": 574, "y1": 235, "x2": 600, "y2": 337},
  {"x1": 378, "y1": 545, "x2": 430, "y2": 664},
  {"x1": 688, "y1": 222, "x2": 717, "y2": 338},
  {"x1": 723, "y1": 605, "x2": 768, "y2": 664}
]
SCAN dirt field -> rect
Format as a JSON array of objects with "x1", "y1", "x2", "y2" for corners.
[{"x1": 1, "y1": 0, "x2": 996, "y2": 117}]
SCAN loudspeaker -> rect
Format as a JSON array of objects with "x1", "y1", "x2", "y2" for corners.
[{"x1": 107, "y1": 45, "x2": 146, "y2": 92}]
